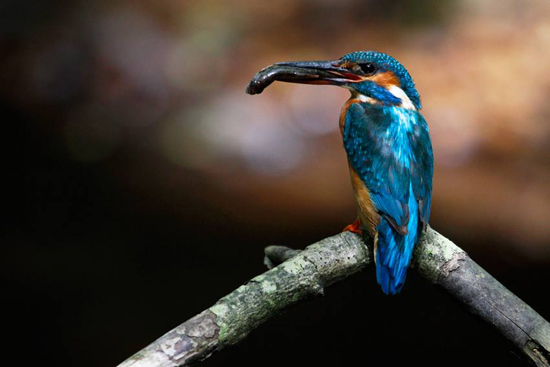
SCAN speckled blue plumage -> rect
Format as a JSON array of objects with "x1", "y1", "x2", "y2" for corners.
[
  {"x1": 342, "y1": 51, "x2": 422, "y2": 110},
  {"x1": 343, "y1": 103, "x2": 433, "y2": 294}
]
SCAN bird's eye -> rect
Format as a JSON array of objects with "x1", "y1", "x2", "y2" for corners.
[{"x1": 358, "y1": 62, "x2": 377, "y2": 75}]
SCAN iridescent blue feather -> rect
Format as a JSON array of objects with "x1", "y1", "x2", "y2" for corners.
[{"x1": 343, "y1": 102, "x2": 433, "y2": 294}]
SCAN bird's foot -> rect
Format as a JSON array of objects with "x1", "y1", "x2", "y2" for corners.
[{"x1": 343, "y1": 219, "x2": 363, "y2": 235}]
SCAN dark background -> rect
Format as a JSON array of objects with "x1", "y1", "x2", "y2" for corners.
[{"x1": 3, "y1": 0, "x2": 550, "y2": 366}]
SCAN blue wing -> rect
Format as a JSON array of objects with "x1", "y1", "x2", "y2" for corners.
[{"x1": 343, "y1": 102, "x2": 433, "y2": 294}]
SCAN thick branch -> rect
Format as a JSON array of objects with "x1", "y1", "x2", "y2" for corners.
[{"x1": 118, "y1": 228, "x2": 550, "y2": 367}]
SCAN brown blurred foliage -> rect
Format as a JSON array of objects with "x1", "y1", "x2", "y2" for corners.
[{"x1": 4, "y1": 0, "x2": 549, "y2": 259}]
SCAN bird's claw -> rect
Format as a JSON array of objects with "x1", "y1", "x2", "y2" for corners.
[{"x1": 343, "y1": 219, "x2": 363, "y2": 235}]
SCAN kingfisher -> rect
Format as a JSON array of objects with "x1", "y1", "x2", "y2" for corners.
[{"x1": 246, "y1": 51, "x2": 433, "y2": 295}]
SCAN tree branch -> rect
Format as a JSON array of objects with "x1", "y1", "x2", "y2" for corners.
[{"x1": 118, "y1": 228, "x2": 550, "y2": 367}]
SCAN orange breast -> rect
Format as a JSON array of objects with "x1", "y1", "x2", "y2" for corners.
[{"x1": 348, "y1": 165, "x2": 380, "y2": 237}]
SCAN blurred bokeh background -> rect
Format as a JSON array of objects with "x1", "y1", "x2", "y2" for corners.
[{"x1": 3, "y1": 0, "x2": 550, "y2": 366}]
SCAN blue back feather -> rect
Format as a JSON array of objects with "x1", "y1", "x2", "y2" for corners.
[{"x1": 343, "y1": 102, "x2": 433, "y2": 294}]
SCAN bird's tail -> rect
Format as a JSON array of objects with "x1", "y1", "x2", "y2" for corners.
[{"x1": 375, "y1": 188, "x2": 420, "y2": 295}]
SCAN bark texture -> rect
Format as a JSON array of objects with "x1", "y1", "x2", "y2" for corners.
[{"x1": 118, "y1": 228, "x2": 550, "y2": 367}]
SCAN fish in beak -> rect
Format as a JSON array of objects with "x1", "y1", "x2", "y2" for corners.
[{"x1": 246, "y1": 60, "x2": 364, "y2": 95}]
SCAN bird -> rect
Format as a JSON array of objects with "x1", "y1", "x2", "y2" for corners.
[{"x1": 246, "y1": 51, "x2": 433, "y2": 295}]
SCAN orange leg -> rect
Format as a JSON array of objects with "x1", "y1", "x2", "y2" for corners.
[{"x1": 343, "y1": 219, "x2": 363, "y2": 235}]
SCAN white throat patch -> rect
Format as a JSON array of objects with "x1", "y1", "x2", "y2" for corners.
[{"x1": 387, "y1": 85, "x2": 416, "y2": 110}]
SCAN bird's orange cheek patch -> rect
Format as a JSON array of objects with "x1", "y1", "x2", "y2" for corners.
[{"x1": 370, "y1": 71, "x2": 401, "y2": 88}]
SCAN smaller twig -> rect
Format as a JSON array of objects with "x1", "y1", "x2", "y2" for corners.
[{"x1": 263, "y1": 246, "x2": 301, "y2": 269}]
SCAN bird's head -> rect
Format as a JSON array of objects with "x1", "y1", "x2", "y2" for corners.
[{"x1": 246, "y1": 51, "x2": 421, "y2": 110}]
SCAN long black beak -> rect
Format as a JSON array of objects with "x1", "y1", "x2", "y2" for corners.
[{"x1": 246, "y1": 60, "x2": 361, "y2": 95}]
